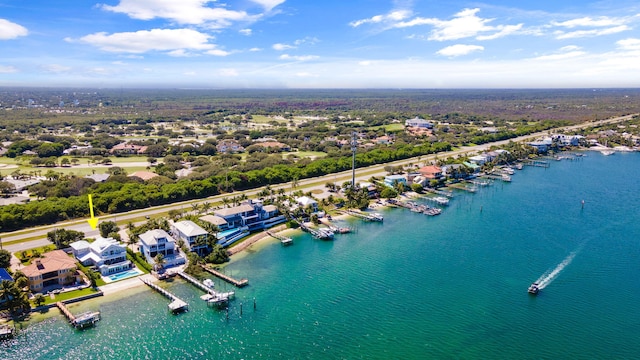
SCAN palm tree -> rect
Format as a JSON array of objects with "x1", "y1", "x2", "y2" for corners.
[
  {"x1": 154, "y1": 254, "x2": 166, "y2": 272},
  {"x1": 201, "y1": 201, "x2": 212, "y2": 214}
]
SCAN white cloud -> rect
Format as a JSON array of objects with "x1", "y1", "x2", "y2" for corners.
[
  {"x1": 272, "y1": 43, "x2": 295, "y2": 51},
  {"x1": 0, "y1": 65, "x2": 18, "y2": 73},
  {"x1": 0, "y1": 19, "x2": 28, "y2": 40},
  {"x1": 476, "y1": 24, "x2": 523, "y2": 40},
  {"x1": 184, "y1": 71, "x2": 196, "y2": 76},
  {"x1": 279, "y1": 54, "x2": 318, "y2": 61},
  {"x1": 240, "y1": 28, "x2": 252, "y2": 36},
  {"x1": 295, "y1": 72, "x2": 317, "y2": 77},
  {"x1": 350, "y1": 10, "x2": 411, "y2": 27},
  {"x1": 617, "y1": 38, "x2": 640, "y2": 51},
  {"x1": 436, "y1": 44, "x2": 484, "y2": 57},
  {"x1": 219, "y1": 68, "x2": 239, "y2": 76},
  {"x1": 206, "y1": 49, "x2": 231, "y2": 56},
  {"x1": 551, "y1": 16, "x2": 625, "y2": 28},
  {"x1": 42, "y1": 64, "x2": 72, "y2": 73},
  {"x1": 249, "y1": 47, "x2": 262, "y2": 52},
  {"x1": 100, "y1": 0, "x2": 256, "y2": 28},
  {"x1": 250, "y1": 0, "x2": 285, "y2": 11},
  {"x1": 554, "y1": 25, "x2": 630, "y2": 39},
  {"x1": 395, "y1": 8, "x2": 521, "y2": 41},
  {"x1": 68, "y1": 28, "x2": 216, "y2": 54},
  {"x1": 531, "y1": 46, "x2": 587, "y2": 61}
]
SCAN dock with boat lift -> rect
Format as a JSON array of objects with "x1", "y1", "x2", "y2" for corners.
[
  {"x1": 176, "y1": 271, "x2": 235, "y2": 307},
  {"x1": 139, "y1": 276, "x2": 188, "y2": 313},
  {"x1": 56, "y1": 301, "x2": 101, "y2": 329},
  {"x1": 202, "y1": 266, "x2": 249, "y2": 288},
  {"x1": 425, "y1": 188, "x2": 454, "y2": 198},
  {"x1": 266, "y1": 230, "x2": 293, "y2": 245}
]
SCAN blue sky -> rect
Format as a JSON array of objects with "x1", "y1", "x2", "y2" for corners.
[{"x1": 1, "y1": 0, "x2": 640, "y2": 88}]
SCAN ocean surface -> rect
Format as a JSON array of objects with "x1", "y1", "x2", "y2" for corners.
[{"x1": 2, "y1": 152, "x2": 640, "y2": 359}]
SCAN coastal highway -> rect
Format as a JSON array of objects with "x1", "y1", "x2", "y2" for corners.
[{"x1": 1, "y1": 113, "x2": 636, "y2": 253}]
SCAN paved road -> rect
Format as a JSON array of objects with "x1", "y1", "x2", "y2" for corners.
[{"x1": 1, "y1": 114, "x2": 635, "y2": 253}]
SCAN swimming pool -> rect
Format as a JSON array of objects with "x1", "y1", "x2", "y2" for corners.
[{"x1": 104, "y1": 269, "x2": 142, "y2": 282}]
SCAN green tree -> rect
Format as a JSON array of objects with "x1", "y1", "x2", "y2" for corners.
[
  {"x1": 0, "y1": 181, "x2": 16, "y2": 197},
  {"x1": 33, "y1": 293, "x2": 46, "y2": 307},
  {"x1": 99, "y1": 221, "x2": 120, "y2": 238},
  {"x1": 0, "y1": 249, "x2": 11, "y2": 268},
  {"x1": 47, "y1": 228, "x2": 85, "y2": 249}
]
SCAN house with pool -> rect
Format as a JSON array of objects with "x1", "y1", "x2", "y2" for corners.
[
  {"x1": 199, "y1": 200, "x2": 286, "y2": 247},
  {"x1": 69, "y1": 236, "x2": 133, "y2": 276}
]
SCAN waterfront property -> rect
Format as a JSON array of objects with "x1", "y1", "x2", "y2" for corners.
[
  {"x1": 418, "y1": 165, "x2": 443, "y2": 179},
  {"x1": 295, "y1": 196, "x2": 319, "y2": 213},
  {"x1": 22, "y1": 250, "x2": 82, "y2": 293},
  {"x1": 210, "y1": 199, "x2": 286, "y2": 232},
  {"x1": 170, "y1": 220, "x2": 209, "y2": 256},
  {"x1": 383, "y1": 174, "x2": 407, "y2": 188},
  {"x1": 138, "y1": 229, "x2": 186, "y2": 268},
  {"x1": 70, "y1": 236, "x2": 133, "y2": 276}
]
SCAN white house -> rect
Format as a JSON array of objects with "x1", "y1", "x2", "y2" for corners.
[
  {"x1": 138, "y1": 229, "x2": 185, "y2": 268},
  {"x1": 296, "y1": 196, "x2": 319, "y2": 212},
  {"x1": 405, "y1": 116, "x2": 433, "y2": 129},
  {"x1": 70, "y1": 236, "x2": 133, "y2": 276},
  {"x1": 171, "y1": 220, "x2": 210, "y2": 256}
]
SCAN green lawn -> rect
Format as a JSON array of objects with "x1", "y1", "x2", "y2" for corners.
[
  {"x1": 368, "y1": 123, "x2": 404, "y2": 132},
  {"x1": 38, "y1": 287, "x2": 101, "y2": 306}
]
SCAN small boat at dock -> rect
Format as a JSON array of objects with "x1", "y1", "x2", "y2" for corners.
[{"x1": 203, "y1": 279, "x2": 215, "y2": 289}]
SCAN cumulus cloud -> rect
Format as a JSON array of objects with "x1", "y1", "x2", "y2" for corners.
[
  {"x1": 272, "y1": 43, "x2": 295, "y2": 51},
  {"x1": 68, "y1": 28, "x2": 216, "y2": 54},
  {"x1": 616, "y1": 38, "x2": 640, "y2": 51},
  {"x1": 239, "y1": 28, "x2": 252, "y2": 36},
  {"x1": 100, "y1": 0, "x2": 257, "y2": 28},
  {"x1": 394, "y1": 8, "x2": 523, "y2": 41},
  {"x1": 249, "y1": 47, "x2": 262, "y2": 52},
  {"x1": 279, "y1": 54, "x2": 318, "y2": 61},
  {"x1": 0, "y1": 19, "x2": 28, "y2": 40},
  {"x1": 349, "y1": 10, "x2": 411, "y2": 27},
  {"x1": 436, "y1": 44, "x2": 484, "y2": 57},
  {"x1": 206, "y1": 49, "x2": 231, "y2": 56}
]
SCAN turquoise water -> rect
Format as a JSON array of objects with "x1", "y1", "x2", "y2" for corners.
[
  {"x1": 104, "y1": 269, "x2": 142, "y2": 282},
  {"x1": 3, "y1": 152, "x2": 640, "y2": 359}
]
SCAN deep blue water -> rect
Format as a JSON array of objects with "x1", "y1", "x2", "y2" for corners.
[{"x1": 2, "y1": 152, "x2": 640, "y2": 359}]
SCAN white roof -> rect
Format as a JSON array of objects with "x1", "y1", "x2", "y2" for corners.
[
  {"x1": 296, "y1": 196, "x2": 317, "y2": 206},
  {"x1": 90, "y1": 236, "x2": 121, "y2": 252},
  {"x1": 173, "y1": 220, "x2": 208, "y2": 237},
  {"x1": 139, "y1": 229, "x2": 173, "y2": 246},
  {"x1": 69, "y1": 240, "x2": 90, "y2": 251},
  {"x1": 200, "y1": 215, "x2": 228, "y2": 226}
]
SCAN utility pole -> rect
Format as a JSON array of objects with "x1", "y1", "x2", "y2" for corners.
[{"x1": 351, "y1": 131, "x2": 357, "y2": 191}]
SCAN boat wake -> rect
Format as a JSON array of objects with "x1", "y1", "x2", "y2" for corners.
[{"x1": 535, "y1": 250, "x2": 578, "y2": 290}]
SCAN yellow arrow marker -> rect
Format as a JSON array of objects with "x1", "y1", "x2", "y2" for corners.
[{"x1": 87, "y1": 194, "x2": 99, "y2": 229}]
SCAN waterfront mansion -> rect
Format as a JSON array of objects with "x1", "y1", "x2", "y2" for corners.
[{"x1": 69, "y1": 236, "x2": 133, "y2": 276}]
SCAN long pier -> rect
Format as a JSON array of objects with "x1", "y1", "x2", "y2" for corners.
[
  {"x1": 139, "y1": 277, "x2": 188, "y2": 313},
  {"x1": 339, "y1": 210, "x2": 383, "y2": 222},
  {"x1": 447, "y1": 183, "x2": 477, "y2": 193},
  {"x1": 202, "y1": 266, "x2": 249, "y2": 287},
  {"x1": 523, "y1": 159, "x2": 550, "y2": 168},
  {"x1": 266, "y1": 230, "x2": 293, "y2": 245},
  {"x1": 56, "y1": 301, "x2": 100, "y2": 329},
  {"x1": 425, "y1": 188, "x2": 454, "y2": 198}
]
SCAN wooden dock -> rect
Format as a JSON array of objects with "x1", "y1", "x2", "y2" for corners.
[
  {"x1": 56, "y1": 301, "x2": 100, "y2": 329},
  {"x1": 139, "y1": 277, "x2": 188, "y2": 313},
  {"x1": 338, "y1": 210, "x2": 383, "y2": 222},
  {"x1": 523, "y1": 159, "x2": 550, "y2": 168},
  {"x1": 266, "y1": 230, "x2": 293, "y2": 245},
  {"x1": 202, "y1": 266, "x2": 249, "y2": 287},
  {"x1": 447, "y1": 183, "x2": 477, "y2": 193}
]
